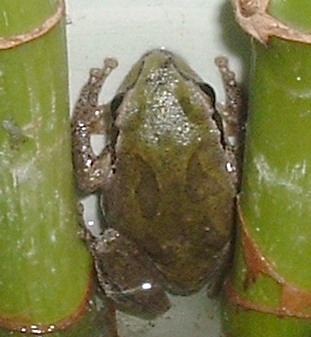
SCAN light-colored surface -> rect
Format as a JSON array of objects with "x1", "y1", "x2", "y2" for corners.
[
  {"x1": 116, "y1": 289, "x2": 221, "y2": 337},
  {"x1": 66, "y1": 0, "x2": 243, "y2": 105},
  {"x1": 65, "y1": 1, "x2": 243, "y2": 336}
]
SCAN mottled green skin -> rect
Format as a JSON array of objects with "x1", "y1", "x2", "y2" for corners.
[{"x1": 100, "y1": 50, "x2": 236, "y2": 294}]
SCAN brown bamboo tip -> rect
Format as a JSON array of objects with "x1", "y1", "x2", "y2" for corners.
[{"x1": 232, "y1": 0, "x2": 311, "y2": 44}]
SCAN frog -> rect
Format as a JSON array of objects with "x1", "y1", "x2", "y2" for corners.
[{"x1": 71, "y1": 49, "x2": 242, "y2": 318}]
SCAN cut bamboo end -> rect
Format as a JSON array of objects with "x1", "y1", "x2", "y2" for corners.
[
  {"x1": 232, "y1": 0, "x2": 311, "y2": 44},
  {"x1": 0, "y1": 0, "x2": 65, "y2": 49}
]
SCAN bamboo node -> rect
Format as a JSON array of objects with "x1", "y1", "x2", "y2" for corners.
[
  {"x1": 0, "y1": 0, "x2": 65, "y2": 50},
  {"x1": 225, "y1": 200, "x2": 311, "y2": 318}
]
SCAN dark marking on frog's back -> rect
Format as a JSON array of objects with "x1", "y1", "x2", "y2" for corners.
[{"x1": 135, "y1": 155, "x2": 160, "y2": 219}]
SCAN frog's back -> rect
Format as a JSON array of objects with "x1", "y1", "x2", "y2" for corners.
[{"x1": 102, "y1": 49, "x2": 236, "y2": 294}]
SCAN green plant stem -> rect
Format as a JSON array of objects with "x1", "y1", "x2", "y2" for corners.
[
  {"x1": 223, "y1": 0, "x2": 311, "y2": 336},
  {"x1": 0, "y1": 1, "x2": 116, "y2": 336}
]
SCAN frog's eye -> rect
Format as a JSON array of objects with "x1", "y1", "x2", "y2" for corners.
[
  {"x1": 162, "y1": 60, "x2": 171, "y2": 69},
  {"x1": 110, "y1": 93, "x2": 125, "y2": 120},
  {"x1": 198, "y1": 82, "x2": 226, "y2": 147},
  {"x1": 198, "y1": 83, "x2": 216, "y2": 107}
]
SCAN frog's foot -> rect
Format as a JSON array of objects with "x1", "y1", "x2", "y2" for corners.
[
  {"x1": 90, "y1": 58, "x2": 118, "y2": 82},
  {"x1": 91, "y1": 228, "x2": 171, "y2": 319},
  {"x1": 73, "y1": 58, "x2": 118, "y2": 128}
]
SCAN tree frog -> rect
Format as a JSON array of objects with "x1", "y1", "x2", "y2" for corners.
[{"x1": 72, "y1": 49, "x2": 242, "y2": 318}]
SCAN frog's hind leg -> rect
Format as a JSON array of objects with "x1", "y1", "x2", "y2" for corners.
[
  {"x1": 90, "y1": 227, "x2": 171, "y2": 319},
  {"x1": 72, "y1": 59, "x2": 118, "y2": 193}
]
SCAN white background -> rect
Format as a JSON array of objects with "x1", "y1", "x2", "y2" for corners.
[{"x1": 65, "y1": 1, "x2": 250, "y2": 336}]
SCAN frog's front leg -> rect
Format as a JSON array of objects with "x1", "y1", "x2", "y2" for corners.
[
  {"x1": 215, "y1": 56, "x2": 244, "y2": 187},
  {"x1": 71, "y1": 59, "x2": 118, "y2": 193}
]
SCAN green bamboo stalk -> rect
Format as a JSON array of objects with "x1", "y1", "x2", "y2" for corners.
[
  {"x1": 0, "y1": 1, "x2": 116, "y2": 336},
  {"x1": 222, "y1": 0, "x2": 311, "y2": 336}
]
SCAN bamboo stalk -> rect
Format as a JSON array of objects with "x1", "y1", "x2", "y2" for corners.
[
  {"x1": 222, "y1": 0, "x2": 311, "y2": 336},
  {"x1": 0, "y1": 1, "x2": 116, "y2": 336}
]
